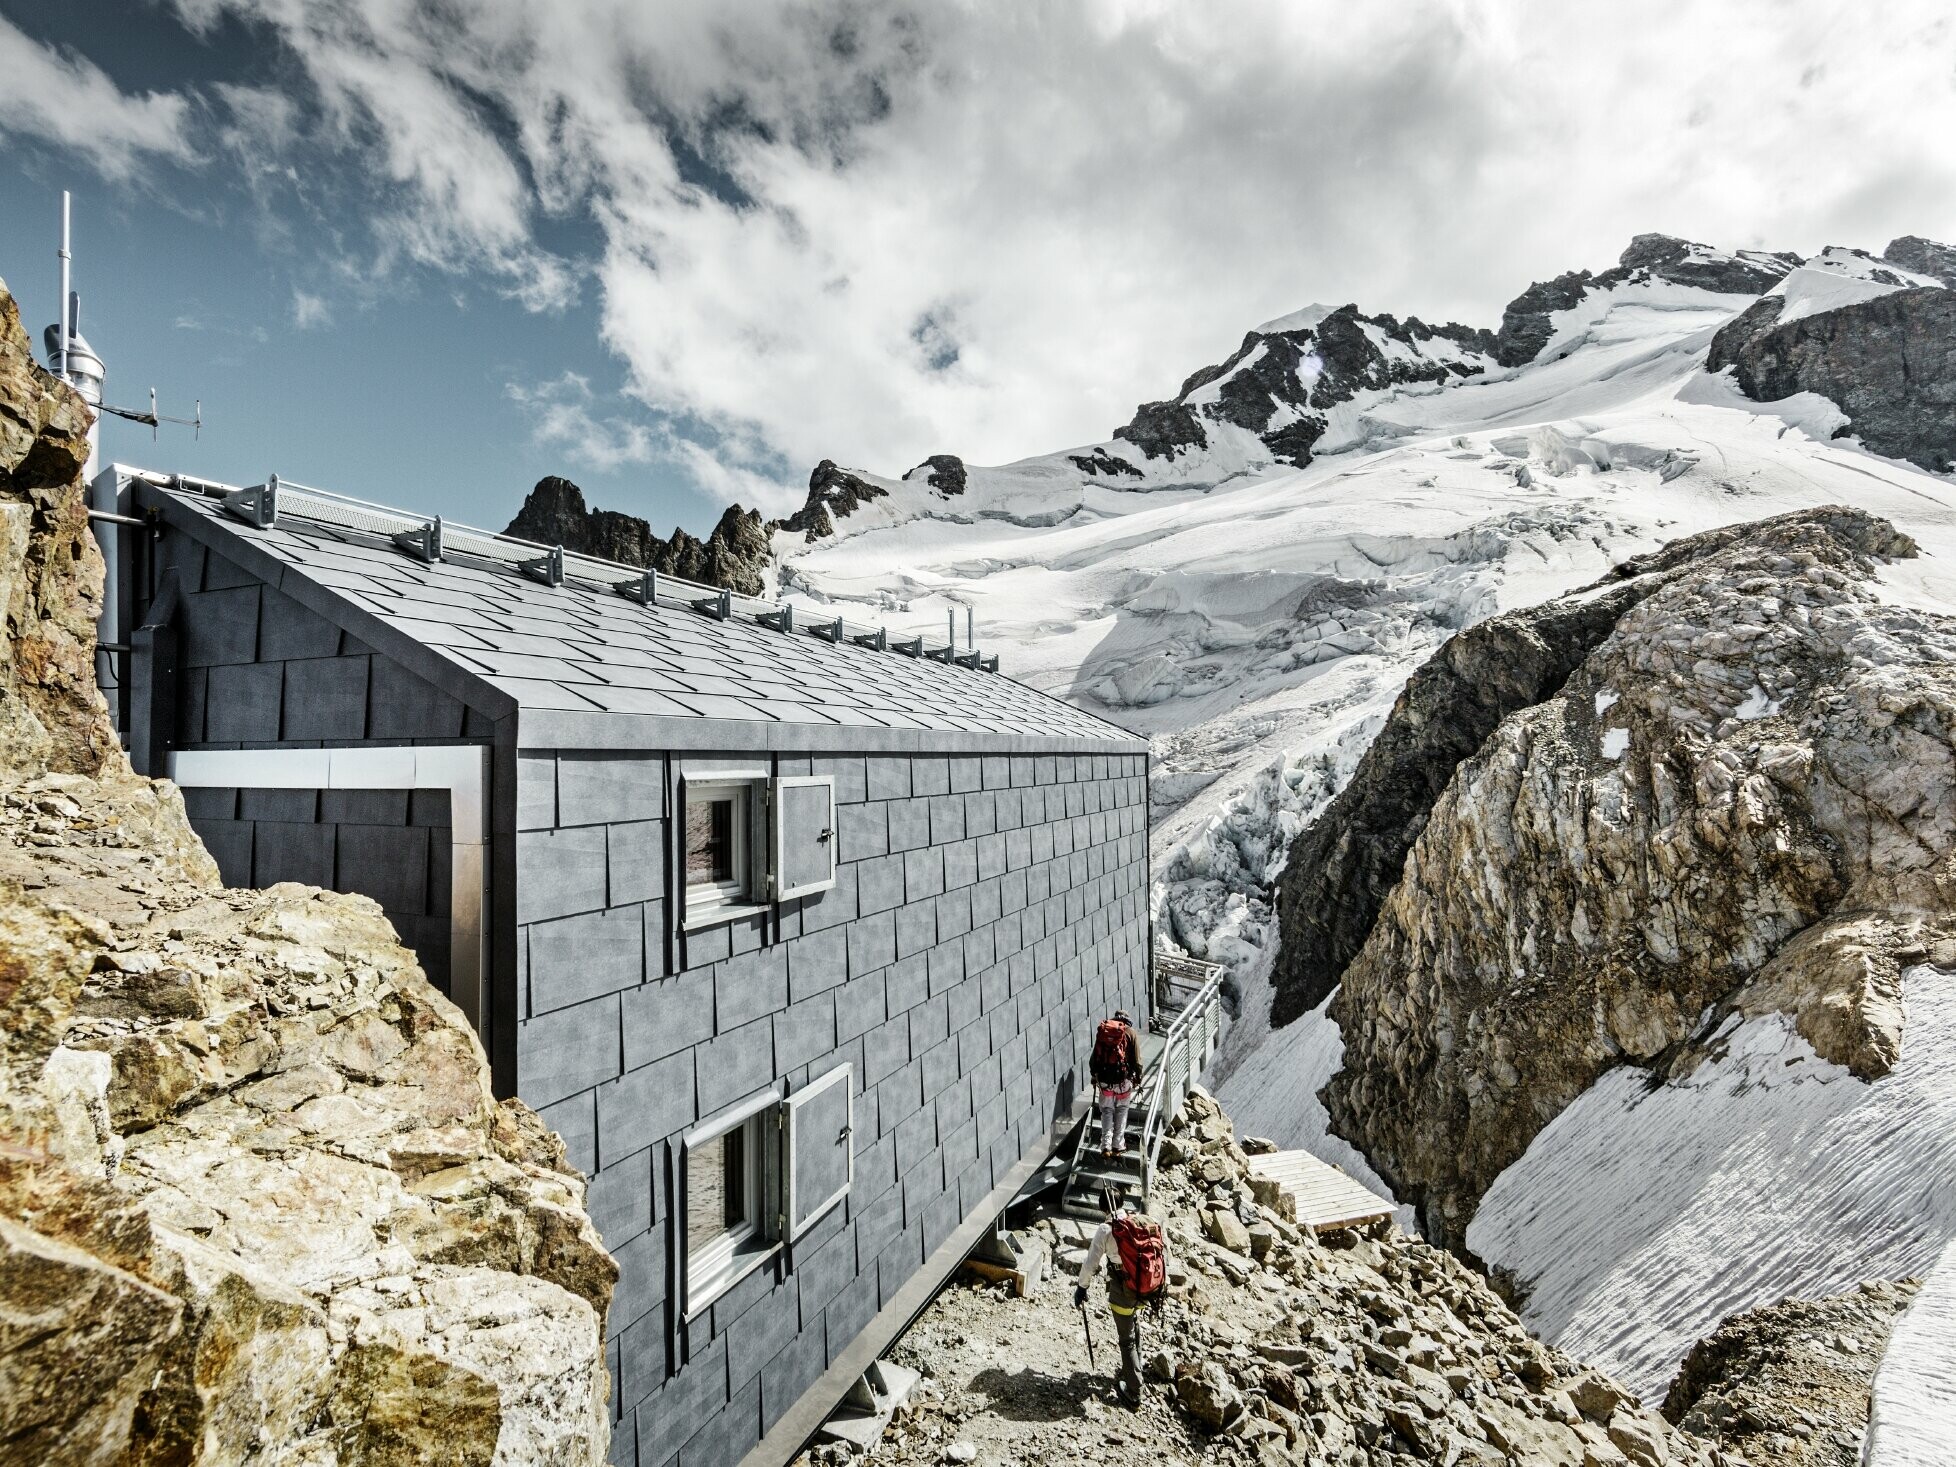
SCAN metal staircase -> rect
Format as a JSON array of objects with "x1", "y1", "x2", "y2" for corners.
[{"x1": 1058, "y1": 951, "x2": 1225, "y2": 1219}]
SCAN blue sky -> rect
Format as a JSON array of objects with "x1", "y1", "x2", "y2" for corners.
[{"x1": 2, "y1": 1, "x2": 1952, "y2": 536}]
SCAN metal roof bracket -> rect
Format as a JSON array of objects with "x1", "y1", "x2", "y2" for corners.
[
  {"x1": 692, "y1": 588, "x2": 732, "y2": 621},
  {"x1": 220, "y1": 475, "x2": 279, "y2": 529},
  {"x1": 853, "y1": 627, "x2": 888, "y2": 651},
  {"x1": 392, "y1": 515, "x2": 444, "y2": 563},
  {"x1": 520, "y1": 544, "x2": 565, "y2": 587},
  {"x1": 810, "y1": 617, "x2": 845, "y2": 643},
  {"x1": 758, "y1": 604, "x2": 795, "y2": 633},
  {"x1": 954, "y1": 648, "x2": 981, "y2": 669},
  {"x1": 928, "y1": 643, "x2": 957, "y2": 664},
  {"x1": 980, "y1": 653, "x2": 1000, "y2": 673},
  {"x1": 615, "y1": 568, "x2": 660, "y2": 606},
  {"x1": 892, "y1": 636, "x2": 923, "y2": 658}
]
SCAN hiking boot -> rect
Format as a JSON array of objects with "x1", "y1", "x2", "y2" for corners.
[{"x1": 1116, "y1": 1378, "x2": 1142, "y2": 1409}]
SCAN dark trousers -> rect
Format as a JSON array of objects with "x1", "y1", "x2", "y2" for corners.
[{"x1": 1108, "y1": 1278, "x2": 1143, "y2": 1401}]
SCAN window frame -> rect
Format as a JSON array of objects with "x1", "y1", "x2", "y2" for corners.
[
  {"x1": 678, "y1": 1082, "x2": 785, "y2": 1320},
  {"x1": 680, "y1": 771, "x2": 769, "y2": 929}
]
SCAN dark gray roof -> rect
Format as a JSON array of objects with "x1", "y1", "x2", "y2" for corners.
[{"x1": 141, "y1": 475, "x2": 1142, "y2": 752}]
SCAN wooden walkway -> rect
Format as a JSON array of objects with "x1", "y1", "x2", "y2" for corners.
[{"x1": 1248, "y1": 1150, "x2": 1395, "y2": 1233}]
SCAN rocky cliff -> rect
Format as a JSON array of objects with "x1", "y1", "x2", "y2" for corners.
[
  {"x1": 0, "y1": 278, "x2": 617, "y2": 1466},
  {"x1": 504, "y1": 474, "x2": 773, "y2": 596},
  {"x1": 1272, "y1": 506, "x2": 1954, "y2": 1246},
  {"x1": 1708, "y1": 279, "x2": 1956, "y2": 474}
]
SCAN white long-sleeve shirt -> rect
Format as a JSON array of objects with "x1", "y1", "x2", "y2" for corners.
[{"x1": 1076, "y1": 1214, "x2": 1169, "y2": 1288}]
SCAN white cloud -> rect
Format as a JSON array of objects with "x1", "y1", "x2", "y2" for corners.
[
  {"x1": 163, "y1": 0, "x2": 1956, "y2": 504},
  {"x1": 505, "y1": 371, "x2": 656, "y2": 474},
  {"x1": 290, "y1": 289, "x2": 330, "y2": 328},
  {"x1": 0, "y1": 16, "x2": 198, "y2": 181}
]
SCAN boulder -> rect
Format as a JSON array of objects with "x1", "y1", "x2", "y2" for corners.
[
  {"x1": 1175, "y1": 1360, "x2": 1243, "y2": 1428},
  {"x1": 1202, "y1": 1205, "x2": 1253, "y2": 1256}
]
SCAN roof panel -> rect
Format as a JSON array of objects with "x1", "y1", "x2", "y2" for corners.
[{"x1": 147, "y1": 483, "x2": 1141, "y2": 745}]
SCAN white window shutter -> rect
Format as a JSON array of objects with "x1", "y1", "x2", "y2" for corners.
[
  {"x1": 772, "y1": 775, "x2": 836, "y2": 900},
  {"x1": 781, "y1": 1063, "x2": 852, "y2": 1240}
]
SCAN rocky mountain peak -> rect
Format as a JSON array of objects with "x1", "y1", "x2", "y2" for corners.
[
  {"x1": 1111, "y1": 301, "x2": 1496, "y2": 473},
  {"x1": 501, "y1": 475, "x2": 773, "y2": 596},
  {"x1": 778, "y1": 458, "x2": 891, "y2": 543},
  {"x1": 1493, "y1": 234, "x2": 1801, "y2": 367},
  {"x1": 1881, "y1": 235, "x2": 1956, "y2": 287}
]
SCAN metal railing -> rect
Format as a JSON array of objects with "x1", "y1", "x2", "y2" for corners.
[
  {"x1": 1138, "y1": 950, "x2": 1226, "y2": 1203},
  {"x1": 115, "y1": 466, "x2": 999, "y2": 673}
]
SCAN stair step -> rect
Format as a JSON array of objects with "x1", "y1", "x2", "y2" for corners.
[{"x1": 1072, "y1": 1165, "x2": 1142, "y2": 1185}]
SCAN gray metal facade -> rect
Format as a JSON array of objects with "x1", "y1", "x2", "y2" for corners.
[
  {"x1": 519, "y1": 749, "x2": 1149, "y2": 1466},
  {"x1": 109, "y1": 473, "x2": 1152, "y2": 1467},
  {"x1": 181, "y1": 784, "x2": 456, "y2": 993}
]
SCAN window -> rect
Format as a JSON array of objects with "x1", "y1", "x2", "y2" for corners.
[
  {"x1": 680, "y1": 771, "x2": 837, "y2": 927},
  {"x1": 683, "y1": 778, "x2": 759, "y2": 923},
  {"x1": 685, "y1": 1111, "x2": 767, "y2": 1288},
  {"x1": 678, "y1": 1065, "x2": 855, "y2": 1319}
]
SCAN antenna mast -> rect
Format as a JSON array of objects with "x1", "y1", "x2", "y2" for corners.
[{"x1": 57, "y1": 191, "x2": 72, "y2": 384}]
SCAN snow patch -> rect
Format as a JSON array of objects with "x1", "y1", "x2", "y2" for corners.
[
  {"x1": 1867, "y1": 1236, "x2": 1956, "y2": 1467},
  {"x1": 1733, "y1": 684, "x2": 1780, "y2": 720},
  {"x1": 1593, "y1": 689, "x2": 1619, "y2": 717},
  {"x1": 1467, "y1": 968, "x2": 1956, "y2": 1402},
  {"x1": 1600, "y1": 727, "x2": 1630, "y2": 759},
  {"x1": 1256, "y1": 303, "x2": 1334, "y2": 335},
  {"x1": 1766, "y1": 246, "x2": 1944, "y2": 327}
]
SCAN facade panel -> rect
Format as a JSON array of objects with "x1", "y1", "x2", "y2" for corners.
[{"x1": 513, "y1": 747, "x2": 1149, "y2": 1467}]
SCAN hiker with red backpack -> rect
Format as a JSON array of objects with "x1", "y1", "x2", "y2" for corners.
[
  {"x1": 1072, "y1": 1195, "x2": 1168, "y2": 1406},
  {"x1": 1088, "y1": 1009, "x2": 1143, "y2": 1159}
]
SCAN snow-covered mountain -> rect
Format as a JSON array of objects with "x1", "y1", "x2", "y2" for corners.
[
  {"x1": 774, "y1": 233, "x2": 1953, "y2": 986},
  {"x1": 772, "y1": 231, "x2": 1956, "y2": 1436}
]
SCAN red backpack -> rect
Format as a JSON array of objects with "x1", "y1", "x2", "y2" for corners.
[
  {"x1": 1090, "y1": 1018, "x2": 1131, "y2": 1086},
  {"x1": 1111, "y1": 1212, "x2": 1166, "y2": 1300}
]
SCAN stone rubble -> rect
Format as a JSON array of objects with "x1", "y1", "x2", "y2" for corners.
[{"x1": 798, "y1": 1088, "x2": 1742, "y2": 1467}]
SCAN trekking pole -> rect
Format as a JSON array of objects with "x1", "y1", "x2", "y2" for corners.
[{"x1": 1079, "y1": 1300, "x2": 1097, "y2": 1369}]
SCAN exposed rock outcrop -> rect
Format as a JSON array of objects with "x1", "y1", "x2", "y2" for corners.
[
  {"x1": 1495, "y1": 234, "x2": 1799, "y2": 367},
  {"x1": 905, "y1": 453, "x2": 968, "y2": 496},
  {"x1": 1708, "y1": 285, "x2": 1956, "y2": 474},
  {"x1": 1883, "y1": 235, "x2": 1956, "y2": 288},
  {"x1": 1269, "y1": 580, "x2": 1653, "y2": 1026},
  {"x1": 1663, "y1": 1281, "x2": 1919, "y2": 1467},
  {"x1": 843, "y1": 1088, "x2": 1737, "y2": 1467},
  {"x1": 1282, "y1": 507, "x2": 1953, "y2": 1246},
  {"x1": 1068, "y1": 446, "x2": 1143, "y2": 479},
  {"x1": 779, "y1": 458, "x2": 890, "y2": 542},
  {"x1": 1, "y1": 276, "x2": 616, "y2": 1465},
  {"x1": 503, "y1": 475, "x2": 773, "y2": 596},
  {"x1": 1113, "y1": 305, "x2": 1495, "y2": 469},
  {"x1": 0, "y1": 284, "x2": 117, "y2": 779}
]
